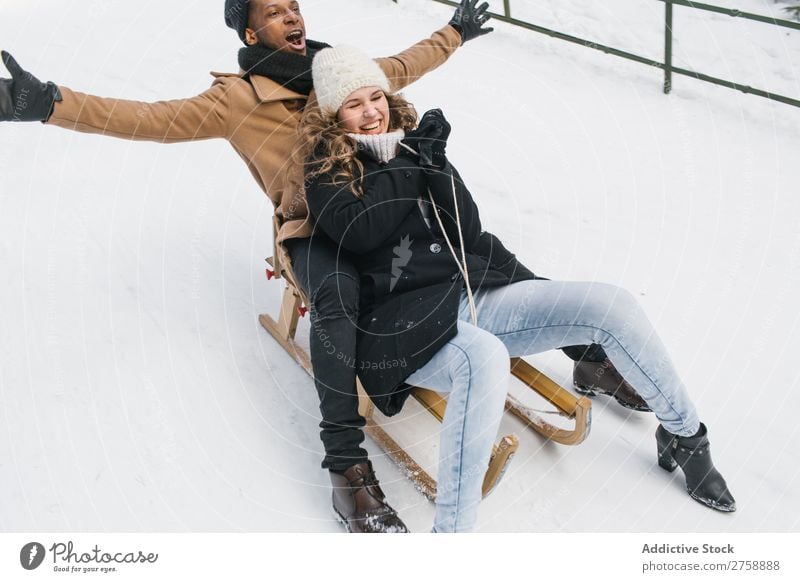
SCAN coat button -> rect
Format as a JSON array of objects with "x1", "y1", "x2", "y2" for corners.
[{"x1": 429, "y1": 243, "x2": 442, "y2": 254}]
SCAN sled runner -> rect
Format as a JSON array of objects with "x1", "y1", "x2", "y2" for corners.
[{"x1": 259, "y1": 223, "x2": 591, "y2": 500}]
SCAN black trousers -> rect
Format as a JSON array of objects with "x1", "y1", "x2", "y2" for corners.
[
  {"x1": 285, "y1": 235, "x2": 607, "y2": 471},
  {"x1": 285, "y1": 235, "x2": 368, "y2": 471}
]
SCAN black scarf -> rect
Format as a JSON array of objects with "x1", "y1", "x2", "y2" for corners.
[{"x1": 238, "y1": 39, "x2": 330, "y2": 96}]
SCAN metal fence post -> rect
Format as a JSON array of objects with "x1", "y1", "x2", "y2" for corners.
[
  {"x1": 665, "y1": 0, "x2": 673, "y2": 94},
  {"x1": 504, "y1": 0, "x2": 511, "y2": 19}
]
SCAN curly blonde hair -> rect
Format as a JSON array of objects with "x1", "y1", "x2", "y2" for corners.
[{"x1": 292, "y1": 93, "x2": 418, "y2": 197}]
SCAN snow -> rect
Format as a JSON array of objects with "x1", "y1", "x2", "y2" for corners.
[{"x1": 1, "y1": 0, "x2": 799, "y2": 533}]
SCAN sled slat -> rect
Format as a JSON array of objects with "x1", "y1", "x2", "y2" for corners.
[
  {"x1": 511, "y1": 357, "x2": 578, "y2": 414},
  {"x1": 411, "y1": 388, "x2": 447, "y2": 422},
  {"x1": 364, "y1": 419, "x2": 437, "y2": 502},
  {"x1": 508, "y1": 358, "x2": 592, "y2": 446},
  {"x1": 259, "y1": 309, "x2": 311, "y2": 374},
  {"x1": 259, "y1": 287, "x2": 521, "y2": 500},
  {"x1": 482, "y1": 435, "x2": 518, "y2": 497}
]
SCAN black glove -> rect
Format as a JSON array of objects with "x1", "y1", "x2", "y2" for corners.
[
  {"x1": 0, "y1": 51, "x2": 62, "y2": 122},
  {"x1": 401, "y1": 109, "x2": 451, "y2": 169},
  {"x1": 449, "y1": 0, "x2": 493, "y2": 44}
]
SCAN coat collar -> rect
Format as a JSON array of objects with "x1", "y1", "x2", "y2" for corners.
[{"x1": 210, "y1": 70, "x2": 307, "y2": 104}]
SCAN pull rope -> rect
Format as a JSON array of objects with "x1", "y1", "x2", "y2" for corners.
[
  {"x1": 427, "y1": 171, "x2": 478, "y2": 325},
  {"x1": 398, "y1": 140, "x2": 478, "y2": 324}
]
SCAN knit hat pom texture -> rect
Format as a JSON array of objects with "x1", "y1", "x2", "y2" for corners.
[{"x1": 312, "y1": 45, "x2": 391, "y2": 115}]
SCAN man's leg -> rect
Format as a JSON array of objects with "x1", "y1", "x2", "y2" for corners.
[
  {"x1": 284, "y1": 235, "x2": 407, "y2": 533},
  {"x1": 561, "y1": 344, "x2": 607, "y2": 362},
  {"x1": 563, "y1": 343, "x2": 651, "y2": 411},
  {"x1": 284, "y1": 236, "x2": 367, "y2": 470}
]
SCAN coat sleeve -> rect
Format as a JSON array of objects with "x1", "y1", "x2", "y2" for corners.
[
  {"x1": 306, "y1": 158, "x2": 421, "y2": 253},
  {"x1": 45, "y1": 77, "x2": 232, "y2": 143},
  {"x1": 376, "y1": 25, "x2": 462, "y2": 92},
  {"x1": 424, "y1": 161, "x2": 483, "y2": 251}
]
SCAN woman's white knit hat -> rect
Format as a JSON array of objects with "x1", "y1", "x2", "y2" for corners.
[{"x1": 312, "y1": 45, "x2": 391, "y2": 116}]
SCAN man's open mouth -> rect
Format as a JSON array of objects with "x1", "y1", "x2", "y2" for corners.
[{"x1": 285, "y1": 30, "x2": 305, "y2": 50}]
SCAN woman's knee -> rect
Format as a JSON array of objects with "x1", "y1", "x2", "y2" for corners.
[
  {"x1": 581, "y1": 283, "x2": 640, "y2": 324},
  {"x1": 453, "y1": 331, "x2": 510, "y2": 395},
  {"x1": 310, "y1": 272, "x2": 360, "y2": 321}
]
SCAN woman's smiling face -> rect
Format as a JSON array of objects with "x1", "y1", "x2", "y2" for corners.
[{"x1": 337, "y1": 87, "x2": 390, "y2": 135}]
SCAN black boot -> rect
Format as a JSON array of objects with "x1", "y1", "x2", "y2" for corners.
[
  {"x1": 330, "y1": 461, "x2": 409, "y2": 533},
  {"x1": 656, "y1": 423, "x2": 736, "y2": 512},
  {"x1": 573, "y1": 359, "x2": 651, "y2": 412}
]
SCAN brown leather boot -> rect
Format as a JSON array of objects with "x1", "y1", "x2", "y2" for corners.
[
  {"x1": 573, "y1": 359, "x2": 652, "y2": 412},
  {"x1": 330, "y1": 461, "x2": 409, "y2": 533}
]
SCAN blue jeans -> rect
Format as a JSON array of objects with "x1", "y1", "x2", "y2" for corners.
[{"x1": 406, "y1": 280, "x2": 700, "y2": 533}]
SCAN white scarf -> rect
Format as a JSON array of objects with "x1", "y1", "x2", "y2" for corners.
[
  {"x1": 348, "y1": 129, "x2": 432, "y2": 228},
  {"x1": 348, "y1": 130, "x2": 406, "y2": 164}
]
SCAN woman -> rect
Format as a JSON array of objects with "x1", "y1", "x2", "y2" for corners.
[{"x1": 297, "y1": 45, "x2": 736, "y2": 532}]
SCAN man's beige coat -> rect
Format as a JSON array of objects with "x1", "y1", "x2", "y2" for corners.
[{"x1": 47, "y1": 26, "x2": 462, "y2": 260}]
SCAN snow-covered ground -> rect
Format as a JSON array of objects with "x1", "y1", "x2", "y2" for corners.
[{"x1": 1, "y1": 0, "x2": 799, "y2": 533}]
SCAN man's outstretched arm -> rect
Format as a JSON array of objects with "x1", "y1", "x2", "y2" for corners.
[
  {"x1": 1, "y1": 50, "x2": 231, "y2": 143},
  {"x1": 48, "y1": 84, "x2": 231, "y2": 143},
  {"x1": 377, "y1": 0, "x2": 493, "y2": 91}
]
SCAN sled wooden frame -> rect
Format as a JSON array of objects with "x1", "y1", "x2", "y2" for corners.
[
  {"x1": 259, "y1": 223, "x2": 591, "y2": 500},
  {"x1": 259, "y1": 283, "x2": 517, "y2": 501}
]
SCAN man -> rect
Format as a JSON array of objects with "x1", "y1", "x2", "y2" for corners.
[{"x1": 0, "y1": 0, "x2": 646, "y2": 533}]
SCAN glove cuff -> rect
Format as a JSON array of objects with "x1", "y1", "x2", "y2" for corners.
[
  {"x1": 41, "y1": 82, "x2": 62, "y2": 123},
  {"x1": 447, "y1": 22, "x2": 466, "y2": 45}
]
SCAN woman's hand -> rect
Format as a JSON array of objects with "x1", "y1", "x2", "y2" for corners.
[{"x1": 400, "y1": 109, "x2": 451, "y2": 169}]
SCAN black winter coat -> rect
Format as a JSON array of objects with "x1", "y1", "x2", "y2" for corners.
[{"x1": 306, "y1": 151, "x2": 536, "y2": 416}]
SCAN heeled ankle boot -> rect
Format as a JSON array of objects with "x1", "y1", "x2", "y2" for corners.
[{"x1": 656, "y1": 423, "x2": 736, "y2": 512}]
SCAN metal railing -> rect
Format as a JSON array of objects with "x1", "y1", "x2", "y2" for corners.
[{"x1": 430, "y1": 0, "x2": 800, "y2": 108}]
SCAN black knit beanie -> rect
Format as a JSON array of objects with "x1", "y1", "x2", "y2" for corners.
[{"x1": 224, "y1": 0, "x2": 250, "y2": 43}]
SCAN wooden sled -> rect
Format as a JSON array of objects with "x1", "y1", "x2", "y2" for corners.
[{"x1": 259, "y1": 224, "x2": 590, "y2": 500}]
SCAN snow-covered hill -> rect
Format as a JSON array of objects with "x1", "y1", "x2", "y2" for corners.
[{"x1": 1, "y1": 0, "x2": 799, "y2": 533}]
